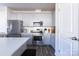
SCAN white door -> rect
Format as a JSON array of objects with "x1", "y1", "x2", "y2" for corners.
[
  {"x1": 71, "y1": 4, "x2": 79, "y2": 56},
  {"x1": 56, "y1": 3, "x2": 79, "y2": 56}
]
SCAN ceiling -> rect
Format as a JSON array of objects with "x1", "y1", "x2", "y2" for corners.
[{"x1": 0, "y1": 3, "x2": 55, "y2": 11}]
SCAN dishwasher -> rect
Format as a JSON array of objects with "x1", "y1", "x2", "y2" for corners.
[{"x1": 32, "y1": 36, "x2": 43, "y2": 45}]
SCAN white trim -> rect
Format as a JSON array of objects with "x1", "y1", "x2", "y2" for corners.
[{"x1": 12, "y1": 10, "x2": 54, "y2": 14}]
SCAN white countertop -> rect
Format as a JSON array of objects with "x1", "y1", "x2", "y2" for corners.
[
  {"x1": 0, "y1": 37, "x2": 30, "y2": 56},
  {"x1": 21, "y1": 33, "x2": 43, "y2": 36}
]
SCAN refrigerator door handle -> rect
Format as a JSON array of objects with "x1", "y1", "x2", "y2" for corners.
[{"x1": 9, "y1": 23, "x2": 12, "y2": 32}]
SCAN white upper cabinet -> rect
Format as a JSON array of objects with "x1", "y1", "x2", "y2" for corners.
[
  {"x1": 16, "y1": 13, "x2": 23, "y2": 20},
  {"x1": 8, "y1": 11, "x2": 54, "y2": 26},
  {"x1": 9, "y1": 13, "x2": 17, "y2": 20},
  {"x1": 9, "y1": 13, "x2": 22, "y2": 20},
  {"x1": 22, "y1": 13, "x2": 35, "y2": 26},
  {"x1": 22, "y1": 13, "x2": 54, "y2": 26}
]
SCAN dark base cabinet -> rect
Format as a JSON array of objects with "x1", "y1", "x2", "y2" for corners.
[{"x1": 7, "y1": 34, "x2": 21, "y2": 37}]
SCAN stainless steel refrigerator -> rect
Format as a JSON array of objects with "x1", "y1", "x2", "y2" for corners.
[{"x1": 7, "y1": 20, "x2": 23, "y2": 37}]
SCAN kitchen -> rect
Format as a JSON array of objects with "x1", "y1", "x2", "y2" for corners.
[
  {"x1": 0, "y1": 3, "x2": 79, "y2": 56},
  {"x1": 0, "y1": 3, "x2": 55, "y2": 56}
]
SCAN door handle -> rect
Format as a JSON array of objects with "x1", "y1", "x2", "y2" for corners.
[
  {"x1": 71, "y1": 37, "x2": 79, "y2": 41},
  {"x1": 71, "y1": 37, "x2": 77, "y2": 40}
]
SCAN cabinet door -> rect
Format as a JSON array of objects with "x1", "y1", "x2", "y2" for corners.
[
  {"x1": 43, "y1": 33, "x2": 50, "y2": 45},
  {"x1": 50, "y1": 34, "x2": 55, "y2": 49},
  {"x1": 16, "y1": 13, "x2": 22, "y2": 20},
  {"x1": 9, "y1": 13, "x2": 17, "y2": 19}
]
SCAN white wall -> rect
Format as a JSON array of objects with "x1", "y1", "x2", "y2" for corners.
[
  {"x1": 7, "y1": 8, "x2": 14, "y2": 20},
  {"x1": 0, "y1": 6, "x2": 8, "y2": 34},
  {"x1": 8, "y1": 11, "x2": 55, "y2": 26},
  {"x1": 22, "y1": 13, "x2": 53, "y2": 26},
  {"x1": 7, "y1": 11, "x2": 55, "y2": 34}
]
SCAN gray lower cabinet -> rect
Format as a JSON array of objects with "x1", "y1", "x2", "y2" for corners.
[
  {"x1": 42, "y1": 33, "x2": 51, "y2": 45},
  {"x1": 43, "y1": 33, "x2": 55, "y2": 49},
  {"x1": 50, "y1": 33, "x2": 55, "y2": 49}
]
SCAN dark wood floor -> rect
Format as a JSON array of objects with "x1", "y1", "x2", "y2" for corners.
[{"x1": 27, "y1": 44, "x2": 55, "y2": 56}]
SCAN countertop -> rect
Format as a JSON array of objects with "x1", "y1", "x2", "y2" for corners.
[
  {"x1": 21, "y1": 33, "x2": 43, "y2": 36},
  {"x1": 21, "y1": 33, "x2": 55, "y2": 36},
  {"x1": 0, "y1": 37, "x2": 30, "y2": 56}
]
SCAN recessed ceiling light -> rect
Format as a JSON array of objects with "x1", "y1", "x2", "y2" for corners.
[{"x1": 35, "y1": 9, "x2": 42, "y2": 13}]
